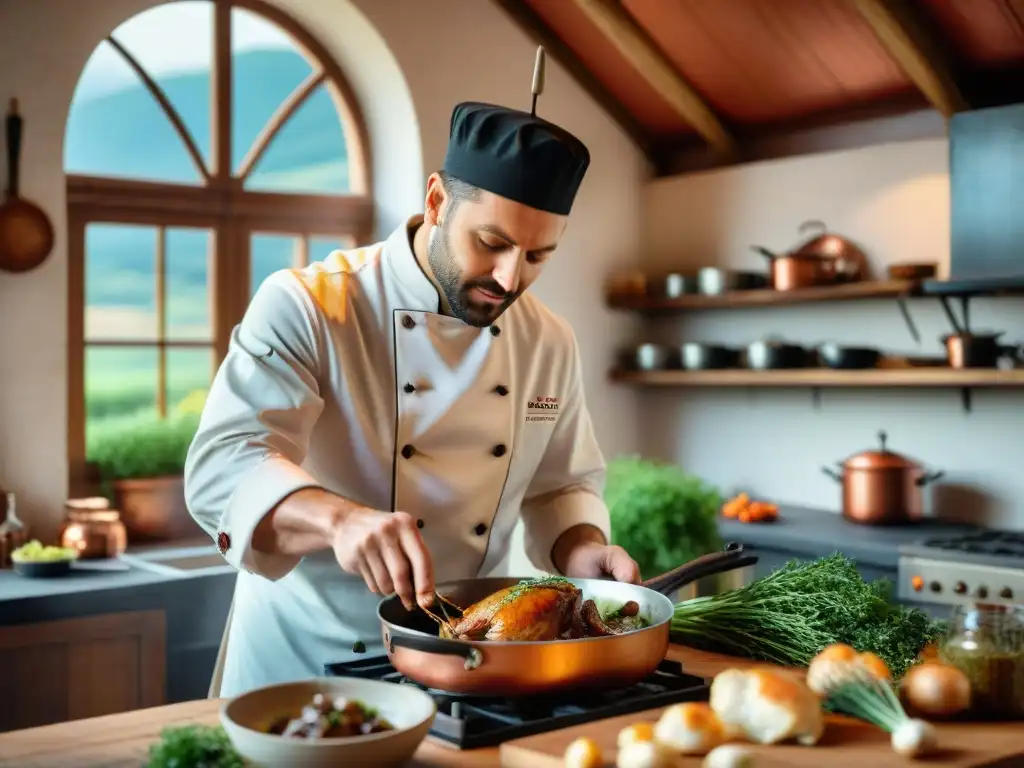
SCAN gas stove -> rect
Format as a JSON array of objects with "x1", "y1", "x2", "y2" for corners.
[
  {"x1": 897, "y1": 529, "x2": 1024, "y2": 608},
  {"x1": 323, "y1": 655, "x2": 709, "y2": 749}
]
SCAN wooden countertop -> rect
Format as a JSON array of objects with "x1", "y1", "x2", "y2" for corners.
[{"x1": 0, "y1": 646, "x2": 1018, "y2": 767}]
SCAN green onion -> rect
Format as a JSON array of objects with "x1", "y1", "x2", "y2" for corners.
[{"x1": 828, "y1": 674, "x2": 907, "y2": 732}]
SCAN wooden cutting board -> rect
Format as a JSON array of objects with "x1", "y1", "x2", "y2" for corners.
[{"x1": 498, "y1": 707, "x2": 1024, "y2": 767}]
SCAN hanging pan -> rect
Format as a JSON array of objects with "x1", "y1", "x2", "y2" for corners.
[{"x1": 0, "y1": 98, "x2": 54, "y2": 274}]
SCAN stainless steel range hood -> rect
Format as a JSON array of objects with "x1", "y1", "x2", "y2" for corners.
[{"x1": 922, "y1": 103, "x2": 1024, "y2": 298}]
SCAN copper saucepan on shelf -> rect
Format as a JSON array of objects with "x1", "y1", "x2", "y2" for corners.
[
  {"x1": 942, "y1": 331, "x2": 1024, "y2": 369},
  {"x1": 375, "y1": 544, "x2": 757, "y2": 697},
  {"x1": 822, "y1": 430, "x2": 944, "y2": 526}
]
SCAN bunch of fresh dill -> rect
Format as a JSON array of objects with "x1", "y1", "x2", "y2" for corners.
[{"x1": 670, "y1": 553, "x2": 945, "y2": 678}]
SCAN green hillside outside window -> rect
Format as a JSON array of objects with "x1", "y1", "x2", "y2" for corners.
[{"x1": 63, "y1": 0, "x2": 373, "y2": 488}]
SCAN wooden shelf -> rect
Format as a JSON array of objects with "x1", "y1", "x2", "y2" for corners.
[
  {"x1": 610, "y1": 367, "x2": 1024, "y2": 388},
  {"x1": 607, "y1": 279, "x2": 920, "y2": 312}
]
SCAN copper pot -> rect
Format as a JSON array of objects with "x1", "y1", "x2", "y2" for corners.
[
  {"x1": 752, "y1": 246, "x2": 836, "y2": 291},
  {"x1": 59, "y1": 497, "x2": 127, "y2": 559},
  {"x1": 942, "y1": 331, "x2": 1023, "y2": 369},
  {"x1": 113, "y1": 475, "x2": 201, "y2": 542},
  {"x1": 822, "y1": 430, "x2": 944, "y2": 525}
]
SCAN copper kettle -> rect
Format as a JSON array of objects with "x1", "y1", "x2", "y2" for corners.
[{"x1": 822, "y1": 430, "x2": 944, "y2": 525}]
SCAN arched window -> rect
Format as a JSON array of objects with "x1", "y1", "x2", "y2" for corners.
[{"x1": 65, "y1": 0, "x2": 373, "y2": 491}]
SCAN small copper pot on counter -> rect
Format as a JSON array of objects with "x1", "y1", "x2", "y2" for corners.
[
  {"x1": 822, "y1": 431, "x2": 944, "y2": 525},
  {"x1": 59, "y1": 497, "x2": 128, "y2": 559}
]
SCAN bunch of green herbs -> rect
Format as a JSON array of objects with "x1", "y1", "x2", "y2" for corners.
[
  {"x1": 145, "y1": 724, "x2": 243, "y2": 768},
  {"x1": 605, "y1": 456, "x2": 723, "y2": 578},
  {"x1": 670, "y1": 552, "x2": 945, "y2": 679},
  {"x1": 87, "y1": 411, "x2": 201, "y2": 483}
]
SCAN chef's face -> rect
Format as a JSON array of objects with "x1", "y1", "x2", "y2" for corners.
[{"x1": 424, "y1": 173, "x2": 567, "y2": 327}]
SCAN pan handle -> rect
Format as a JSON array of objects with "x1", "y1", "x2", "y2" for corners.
[
  {"x1": 915, "y1": 470, "x2": 945, "y2": 487},
  {"x1": 5, "y1": 98, "x2": 22, "y2": 199},
  {"x1": 385, "y1": 631, "x2": 484, "y2": 671},
  {"x1": 642, "y1": 542, "x2": 758, "y2": 597},
  {"x1": 750, "y1": 245, "x2": 779, "y2": 261},
  {"x1": 822, "y1": 465, "x2": 843, "y2": 482}
]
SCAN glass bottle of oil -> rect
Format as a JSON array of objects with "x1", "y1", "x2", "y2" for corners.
[
  {"x1": 0, "y1": 492, "x2": 28, "y2": 568},
  {"x1": 939, "y1": 603, "x2": 1024, "y2": 719}
]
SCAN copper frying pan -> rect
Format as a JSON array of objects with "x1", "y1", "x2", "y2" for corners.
[
  {"x1": 0, "y1": 99, "x2": 54, "y2": 274},
  {"x1": 376, "y1": 543, "x2": 757, "y2": 696}
]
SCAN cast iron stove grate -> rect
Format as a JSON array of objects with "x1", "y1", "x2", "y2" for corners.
[
  {"x1": 324, "y1": 656, "x2": 709, "y2": 749},
  {"x1": 921, "y1": 530, "x2": 1024, "y2": 559}
]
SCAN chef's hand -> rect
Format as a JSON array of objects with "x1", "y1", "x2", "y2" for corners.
[
  {"x1": 562, "y1": 541, "x2": 642, "y2": 584},
  {"x1": 331, "y1": 508, "x2": 435, "y2": 611}
]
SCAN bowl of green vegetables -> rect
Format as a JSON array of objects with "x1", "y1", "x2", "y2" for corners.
[{"x1": 11, "y1": 540, "x2": 79, "y2": 578}]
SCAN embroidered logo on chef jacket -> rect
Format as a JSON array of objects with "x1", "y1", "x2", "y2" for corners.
[{"x1": 526, "y1": 396, "x2": 559, "y2": 424}]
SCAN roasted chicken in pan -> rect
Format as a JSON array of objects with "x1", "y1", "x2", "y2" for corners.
[{"x1": 425, "y1": 577, "x2": 647, "y2": 641}]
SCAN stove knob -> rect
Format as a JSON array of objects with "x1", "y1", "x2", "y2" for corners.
[
  {"x1": 954, "y1": 581, "x2": 967, "y2": 595},
  {"x1": 977, "y1": 585, "x2": 989, "y2": 599},
  {"x1": 1000, "y1": 587, "x2": 1014, "y2": 600},
  {"x1": 929, "y1": 581, "x2": 942, "y2": 593}
]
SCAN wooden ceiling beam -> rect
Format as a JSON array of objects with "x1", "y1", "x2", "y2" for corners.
[
  {"x1": 853, "y1": 0, "x2": 968, "y2": 118},
  {"x1": 490, "y1": 0, "x2": 658, "y2": 167},
  {"x1": 572, "y1": 0, "x2": 735, "y2": 158}
]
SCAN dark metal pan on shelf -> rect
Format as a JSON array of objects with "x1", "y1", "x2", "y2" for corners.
[
  {"x1": 696, "y1": 267, "x2": 768, "y2": 295},
  {"x1": 680, "y1": 342, "x2": 741, "y2": 370},
  {"x1": 816, "y1": 343, "x2": 882, "y2": 370},
  {"x1": 744, "y1": 339, "x2": 813, "y2": 370}
]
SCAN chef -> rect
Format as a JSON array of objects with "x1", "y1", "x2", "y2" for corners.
[{"x1": 185, "y1": 92, "x2": 640, "y2": 698}]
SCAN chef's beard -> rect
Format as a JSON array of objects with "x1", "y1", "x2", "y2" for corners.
[{"x1": 428, "y1": 222, "x2": 519, "y2": 328}]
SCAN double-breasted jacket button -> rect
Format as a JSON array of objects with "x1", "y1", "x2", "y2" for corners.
[
  {"x1": 403, "y1": 382, "x2": 416, "y2": 394},
  {"x1": 401, "y1": 444, "x2": 416, "y2": 459},
  {"x1": 416, "y1": 519, "x2": 425, "y2": 529},
  {"x1": 490, "y1": 325, "x2": 501, "y2": 337},
  {"x1": 401, "y1": 314, "x2": 416, "y2": 330},
  {"x1": 492, "y1": 444, "x2": 507, "y2": 458},
  {"x1": 474, "y1": 523, "x2": 488, "y2": 536},
  {"x1": 493, "y1": 384, "x2": 509, "y2": 396},
  {"x1": 217, "y1": 531, "x2": 231, "y2": 554}
]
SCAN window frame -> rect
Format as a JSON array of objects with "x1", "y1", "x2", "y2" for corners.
[{"x1": 66, "y1": 0, "x2": 375, "y2": 494}]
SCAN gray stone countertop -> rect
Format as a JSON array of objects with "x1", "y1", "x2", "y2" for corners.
[
  {"x1": 717, "y1": 505, "x2": 979, "y2": 568},
  {"x1": 0, "y1": 561, "x2": 175, "y2": 603},
  {"x1": 0, "y1": 542, "x2": 236, "y2": 606}
]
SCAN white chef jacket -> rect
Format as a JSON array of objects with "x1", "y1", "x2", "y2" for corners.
[{"x1": 184, "y1": 215, "x2": 611, "y2": 697}]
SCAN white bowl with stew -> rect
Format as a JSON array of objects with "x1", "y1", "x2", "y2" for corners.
[{"x1": 220, "y1": 677, "x2": 437, "y2": 767}]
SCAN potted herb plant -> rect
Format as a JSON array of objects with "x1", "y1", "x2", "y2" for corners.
[
  {"x1": 86, "y1": 397, "x2": 205, "y2": 543},
  {"x1": 605, "y1": 455, "x2": 725, "y2": 598}
]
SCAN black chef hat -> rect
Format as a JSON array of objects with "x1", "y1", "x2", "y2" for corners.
[{"x1": 442, "y1": 101, "x2": 590, "y2": 216}]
